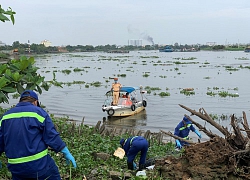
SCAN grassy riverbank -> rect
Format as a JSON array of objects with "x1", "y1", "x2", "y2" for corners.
[{"x1": 0, "y1": 115, "x2": 176, "y2": 179}]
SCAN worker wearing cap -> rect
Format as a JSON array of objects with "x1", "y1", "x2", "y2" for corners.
[
  {"x1": 174, "y1": 116, "x2": 202, "y2": 149},
  {"x1": 0, "y1": 90, "x2": 76, "y2": 179},
  {"x1": 120, "y1": 136, "x2": 148, "y2": 171},
  {"x1": 111, "y1": 78, "x2": 122, "y2": 106}
]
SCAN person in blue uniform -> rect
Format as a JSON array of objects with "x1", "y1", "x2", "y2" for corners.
[
  {"x1": 174, "y1": 116, "x2": 202, "y2": 149},
  {"x1": 0, "y1": 90, "x2": 76, "y2": 180},
  {"x1": 120, "y1": 136, "x2": 148, "y2": 171}
]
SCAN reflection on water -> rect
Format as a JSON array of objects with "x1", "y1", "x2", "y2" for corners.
[{"x1": 104, "y1": 110, "x2": 147, "y2": 128}]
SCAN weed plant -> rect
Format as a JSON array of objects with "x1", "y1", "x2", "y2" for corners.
[
  {"x1": 0, "y1": 115, "x2": 175, "y2": 179},
  {"x1": 180, "y1": 89, "x2": 195, "y2": 96},
  {"x1": 159, "y1": 92, "x2": 170, "y2": 97}
]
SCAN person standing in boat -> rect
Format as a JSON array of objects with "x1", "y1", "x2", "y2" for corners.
[
  {"x1": 111, "y1": 77, "x2": 122, "y2": 106},
  {"x1": 174, "y1": 116, "x2": 202, "y2": 149}
]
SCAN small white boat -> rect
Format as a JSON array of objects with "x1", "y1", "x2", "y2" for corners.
[{"x1": 102, "y1": 86, "x2": 147, "y2": 117}]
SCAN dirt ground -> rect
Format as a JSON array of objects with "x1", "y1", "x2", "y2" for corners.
[{"x1": 156, "y1": 136, "x2": 250, "y2": 180}]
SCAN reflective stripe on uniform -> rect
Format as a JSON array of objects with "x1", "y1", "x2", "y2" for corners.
[
  {"x1": 8, "y1": 149, "x2": 48, "y2": 164},
  {"x1": 179, "y1": 124, "x2": 191, "y2": 131},
  {"x1": 124, "y1": 136, "x2": 139, "y2": 146},
  {"x1": 0, "y1": 112, "x2": 45, "y2": 127},
  {"x1": 130, "y1": 136, "x2": 138, "y2": 145}
]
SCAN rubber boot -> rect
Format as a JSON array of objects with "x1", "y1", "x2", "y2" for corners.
[
  {"x1": 139, "y1": 164, "x2": 145, "y2": 171},
  {"x1": 127, "y1": 162, "x2": 134, "y2": 170}
]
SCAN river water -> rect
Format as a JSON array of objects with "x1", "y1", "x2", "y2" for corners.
[{"x1": 4, "y1": 50, "x2": 250, "y2": 139}]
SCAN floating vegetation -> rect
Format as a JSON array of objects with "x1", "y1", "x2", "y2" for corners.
[
  {"x1": 224, "y1": 66, "x2": 239, "y2": 71},
  {"x1": 159, "y1": 75, "x2": 167, "y2": 78},
  {"x1": 73, "y1": 67, "x2": 85, "y2": 72},
  {"x1": 204, "y1": 76, "x2": 211, "y2": 79},
  {"x1": 204, "y1": 61, "x2": 210, "y2": 64},
  {"x1": 89, "y1": 81, "x2": 102, "y2": 87},
  {"x1": 209, "y1": 113, "x2": 229, "y2": 121},
  {"x1": 180, "y1": 89, "x2": 195, "y2": 96},
  {"x1": 117, "y1": 74, "x2": 126, "y2": 77},
  {"x1": 239, "y1": 65, "x2": 250, "y2": 69},
  {"x1": 140, "y1": 56, "x2": 159, "y2": 58},
  {"x1": 206, "y1": 91, "x2": 217, "y2": 96},
  {"x1": 206, "y1": 87, "x2": 239, "y2": 97},
  {"x1": 173, "y1": 57, "x2": 197, "y2": 60},
  {"x1": 132, "y1": 61, "x2": 137, "y2": 64},
  {"x1": 159, "y1": 92, "x2": 170, "y2": 97},
  {"x1": 173, "y1": 61, "x2": 199, "y2": 65},
  {"x1": 218, "y1": 91, "x2": 239, "y2": 98},
  {"x1": 143, "y1": 73, "x2": 150, "y2": 77},
  {"x1": 61, "y1": 69, "x2": 71, "y2": 75},
  {"x1": 144, "y1": 86, "x2": 162, "y2": 94},
  {"x1": 226, "y1": 68, "x2": 239, "y2": 71},
  {"x1": 228, "y1": 87, "x2": 238, "y2": 91},
  {"x1": 68, "y1": 54, "x2": 92, "y2": 57},
  {"x1": 181, "y1": 57, "x2": 197, "y2": 60},
  {"x1": 174, "y1": 68, "x2": 179, "y2": 71},
  {"x1": 236, "y1": 57, "x2": 249, "y2": 60},
  {"x1": 85, "y1": 84, "x2": 89, "y2": 88}
]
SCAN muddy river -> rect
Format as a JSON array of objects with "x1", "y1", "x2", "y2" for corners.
[{"x1": 4, "y1": 50, "x2": 250, "y2": 140}]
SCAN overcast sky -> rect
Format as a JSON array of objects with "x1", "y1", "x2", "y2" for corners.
[{"x1": 1, "y1": 0, "x2": 250, "y2": 46}]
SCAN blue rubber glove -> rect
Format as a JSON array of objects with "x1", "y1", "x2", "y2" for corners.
[
  {"x1": 61, "y1": 147, "x2": 77, "y2": 168},
  {"x1": 133, "y1": 161, "x2": 137, "y2": 170},
  {"x1": 194, "y1": 129, "x2": 202, "y2": 139},
  {"x1": 175, "y1": 139, "x2": 182, "y2": 149}
]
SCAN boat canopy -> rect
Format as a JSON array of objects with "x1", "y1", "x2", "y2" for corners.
[
  {"x1": 120, "y1": 86, "x2": 140, "y2": 93},
  {"x1": 105, "y1": 86, "x2": 140, "y2": 95}
]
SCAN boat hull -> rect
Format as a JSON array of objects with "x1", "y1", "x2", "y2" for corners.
[
  {"x1": 102, "y1": 101, "x2": 146, "y2": 117},
  {"x1": 111, "y1": 106, "x2": 145, "y2": 117},
  {"x1": 102, "y1": 86, "x2": 147, "y2": 117}
]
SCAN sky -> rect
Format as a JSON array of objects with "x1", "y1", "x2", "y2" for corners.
[{"x1": 1, "y1": 0, "x2": 250, "y2": 46}]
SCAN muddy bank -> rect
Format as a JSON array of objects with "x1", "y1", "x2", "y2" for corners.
[{"x1": 156, "y1": 137, "x2": 245, "y2": 180}]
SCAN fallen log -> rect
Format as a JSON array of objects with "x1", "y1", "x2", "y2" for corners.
[
  {"x1": 229, "y1": 114, "x2": 247, "y2": 149},
  {"x1": 241, "y1": 111, "x2": 250, "y2": 138},
  {"x1": 179, "y1": 104, "x2": 230, "y2": 137},
  {"x1": 184, "y1": 114, "x2": 218, "y2": 139},
  {"x1": 160, "y1": 130, "x2": 195, "y2": 144}
]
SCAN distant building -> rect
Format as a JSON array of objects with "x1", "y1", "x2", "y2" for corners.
[
  {"x1": 41, "y1": 40, "x2": 52, "y2": 47},
  {"x1": 206, "y1": 42, "x2": 217, "y2": 46},
  {"x1": 128, "y1": 39, "x2": 142, "y2": 46}
]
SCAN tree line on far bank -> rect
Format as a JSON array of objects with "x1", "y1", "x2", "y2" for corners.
[{"x1": 0, "y1": 40, "x2": 247, "y2": 55}]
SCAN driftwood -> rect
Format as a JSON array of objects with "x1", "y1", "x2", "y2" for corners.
[
  {"x1": 179, "y1": 104, "x2": 230, "y2": 137},
  {"x1": 179, "y1": 104, "x2": 250, "y2": 158},
  {"x1": 160, "y1": 130, "x2": 195, "y2": 144},
  {"x1": 183, "y1": 114, "x2": 218, "y2": 139}
]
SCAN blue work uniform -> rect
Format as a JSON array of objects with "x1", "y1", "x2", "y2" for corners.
[
  {"x1": 0, "y1": 102, "x2": 66, "y2": 179},
  {"x1": 174, "y1": 120, "x2": 196, "y2": 146},
  {"x1": 123, "y1": 136, "x2": 148, "y2": 165}
]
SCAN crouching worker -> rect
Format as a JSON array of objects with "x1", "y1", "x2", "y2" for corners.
[
  {"x1": 174, "y1": 116, "x2": 202, "y2": 149},
  {"x1": 120, "y1": 136, "x2": 148, "y2": 171},
  {"x1": 0, "y1": 90, "x2": 76, "y2": 180}
]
